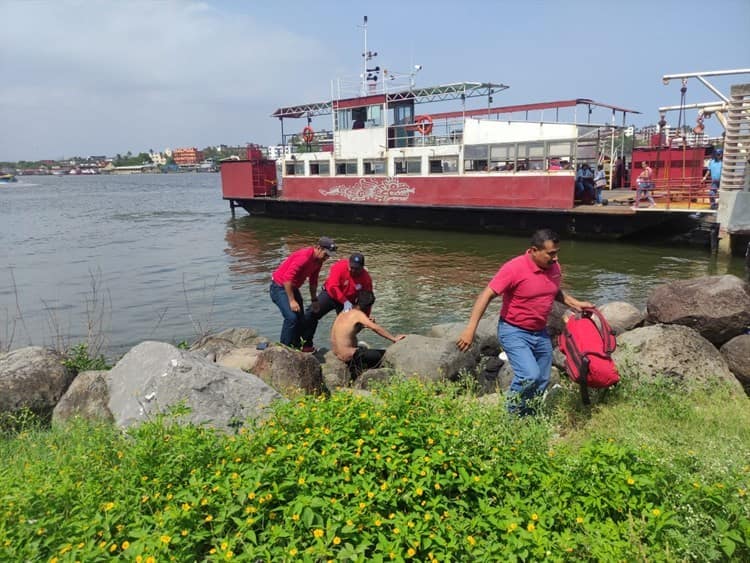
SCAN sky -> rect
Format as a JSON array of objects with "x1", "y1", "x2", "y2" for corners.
[{"x1": 1, "y1": 0, "x2": 749, "y2": 162}]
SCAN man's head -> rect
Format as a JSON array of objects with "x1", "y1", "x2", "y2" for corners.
[
  {"x1": 349, "y1": 252, "x2": 365, "y2": 272},
  {"x1": 641, "y1": 161, "x2": 649, "y2": 168},
  {"x1": 714, "y1": 148, "x2": 723, "y2": 159},
  {"x1": 356, "y1": 289, "x2": 375, "y2": 310},
  {"x1": 529, "y1": 228, "x2": 560, "y2": 270},
  {"x1": 315, "y1": 236, "x2": 337, "y2": 260}
]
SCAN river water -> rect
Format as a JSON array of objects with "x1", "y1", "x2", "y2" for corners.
[{"x1": 0, "y1": 174, "x2": 744, "y2": 358}]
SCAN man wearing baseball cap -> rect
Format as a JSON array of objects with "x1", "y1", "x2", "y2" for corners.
[
  {"x1": 270, "y1": 236, "x2": 336, "y2": 348},
  {"x1": 301, "y1": 251, "x2": 373, "y2": 352},
  {"x1": 702, "y1": 148, "x2": 723, "y2": 210}
]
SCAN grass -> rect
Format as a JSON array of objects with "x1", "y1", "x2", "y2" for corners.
[{"x1": 0, "y1": 376, "x2": 748, "y2": 562}]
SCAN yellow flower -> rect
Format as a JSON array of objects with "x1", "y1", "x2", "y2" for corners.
[
  {"x1": 292, "y1": 513, "x2": 300, "y2": 521},
  {"x1": 49, "y1": 558, "x2": 58, "y2": 563},
  {"x1": 531, "y1": 513, "x2": 538, "y2": 521},
  {"x1": 59, "y1": 545, "x2": 72, "y2": 554},
  {"x1": 527, "y1": 522, "x2": 536, "y2": 532},
  {"x1": 121, "y1": 541, "x2": 130, "y2": 550},
  {"x1": 205, "y1": 515, "x2": 213, "y2": 522},
  {"x1": 407, "y1": 547, "x2": 416, "y2": 557},
  {"x1": 221, "y1": 542, "x2": 228, "y2": 551},
  {"x1": 424, "y1": 513, "x2": 432, "y2": 521},
  {"x1": 434, "y1": 483, "x2": 441, "y2": 490},
  {"x1": 507, "y1": 522, "x2": 517, "y2": 533},
  {"x1": 298, "y1": 477, "x2": 305, "y2": 485},
  {"x1": 182, "y1": 503, "x2": 191, "y2": 511},
  {"x1": 160, "y1": 535, "x2": 171, "y2": 544},
  {"x1": 225, "y1": 551, "x2": 234, "y2": 559},
  {"x1": 103, "y1": 502, "x2": 115, "y2": 511},
  {"x1": 467, "y1": 535, "x2": 476, "y2": 546},
  {"x1": 333, "y1": 536, "x2": 341, "y2": 545},
  {"x1": 289, "y1": 548, "x2": 298, "y2": 556},
  {"x1": 313, "y1": 528, "x2": 324, "y2": 538},
  {"x1": 393, "y1": 527, "x2": 400, "y2": 534},
  {"x1": 739, "y1": 489, "x2": 746, "y2": 497},
  {"x1": 181, "y1": 530, "x2": 188, "y2": 536},
  {"x1": 576, "y1": 516, "x2": 584, "y2": 524},
  {"x1": 652, "y1": 508, "x2": 661, "y2": 517},
  {"x1": 416, "y1": 487, "x2": 423, "y2": 496},
  {"x1": 627, "y1": 477, "x2": 635, "y2": 485},
  {"x1": 374, "y1": 519, "x2": 382, "y2": 526},
  {"x1": 368, "y1": 491, "x2": 375, "y2": 498},
  {"x1": 109, "y1": 544, "x2": 118, "y2": 553},
  {"x1": 146, "y1": 557, "x2": 156, "y2": 563}
]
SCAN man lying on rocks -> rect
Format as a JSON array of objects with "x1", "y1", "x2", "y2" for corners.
[{"x1": 330, "y1": 290, "x2": 406, "y2": 380}]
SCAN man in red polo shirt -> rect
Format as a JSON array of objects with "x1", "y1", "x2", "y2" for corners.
[
  {"x1": 300, "y1": 252, "x2": 373, "y2": 352},
  {"x1": 457, "y1": 229, "x2": 593, "y2": 415},
  {"x1": 270, "y1": 236, "x2": 336, "y2": 348}
]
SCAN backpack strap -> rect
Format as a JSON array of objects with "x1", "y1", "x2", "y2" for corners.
[{"x1": 583, "y1": 307, "x2": 617, "y2": 354}]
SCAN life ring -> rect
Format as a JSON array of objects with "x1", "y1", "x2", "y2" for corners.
[
  {"x1": 415, "y1": 115, "x2": 433, "y2": 136},
  {"x1": 302, "y1": 126, "x2": 315, "y2": 144}
]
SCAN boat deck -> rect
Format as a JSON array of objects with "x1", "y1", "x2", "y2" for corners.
[{"x1": 571, "y1": 189, "x2": 716, "y2": 215}]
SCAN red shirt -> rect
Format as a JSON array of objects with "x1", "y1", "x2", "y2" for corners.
[
  {"x1": 324, "y1": 259, "x2": 373, "y2": 303},
  {"x1": 271, "y1": 247, "x2": 322, "y2": 289},
  {"x1": 488, "y1": 251, "x2": 562, "y2": 331}
]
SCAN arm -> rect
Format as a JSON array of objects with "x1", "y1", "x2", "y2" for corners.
[
  {"x1": 284, "y1": 281, "x2": 300, "y2": 313},
  {"x1": 556, "y1": 290, "x2": 594, "y2": 312},
  {"x1": 360, "y1": 314, "x2": 405, "y2": 343},
  {"x1": 324, "y1": 262, "x2": 348, "y2": 304},
  {"x1": 456, "y1": 286, "x2": 497, "y2": 352}
]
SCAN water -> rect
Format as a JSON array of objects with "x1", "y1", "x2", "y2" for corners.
[{"x1": 0, "y1": 174, "x2": 744, "y2": 358}]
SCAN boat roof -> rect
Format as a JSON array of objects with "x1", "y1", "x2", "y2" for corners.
[
  {"x1": 271, "y1": 82, "x2": 510, "y2": 119},
  {"x1": 271, "y1": 82, "x2": 639, "y2": 120}
]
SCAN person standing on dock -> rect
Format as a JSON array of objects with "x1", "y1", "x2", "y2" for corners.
[
  {"x1": 702, "y1": 148, "x2": 723, "y2": 210},
  {"x1": 300, "y1": 252, "x2": 373, "y2": 352},
  {"x1": 632, "y1": 161, "x2": 656, "y2": 209},
  {"x1": 456, "y1": 229, "x2": 593, "y2": 415},
  {"x1": 269, "y1": 236, "x2": 336, "y2": 348}
]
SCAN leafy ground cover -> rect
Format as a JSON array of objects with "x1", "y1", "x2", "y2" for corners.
[{"x1": 1, "y1": 377, "x2": 748, "y2": 562}]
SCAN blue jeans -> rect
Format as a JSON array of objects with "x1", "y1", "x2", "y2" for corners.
[
  {"x1": 709, "y1": 181, "x2": 719, "y2": 209},
  {"x1": 498, "y1": 321, "x2": 553, "y2": 415},
  {"x1": 269, "y1": 282, "x2": 304, "y2": 347},
  {"x1": 301, "y1": 289, "x2": 342, "y2": 348}
]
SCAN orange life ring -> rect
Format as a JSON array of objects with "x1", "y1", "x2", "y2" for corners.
[
  {"x1": 415, "y1": 115, "x2": 433, "y2": 136},
  {"x1": 302, "y1": 126, "x2": 315, "y2": 143}
]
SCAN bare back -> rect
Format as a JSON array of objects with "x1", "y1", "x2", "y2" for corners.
[{"x1": 331, "y1": 309, "x2": 368, "y2": 362}]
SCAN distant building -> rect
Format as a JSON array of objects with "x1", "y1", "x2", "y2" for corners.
[
  {"x1": 172, "y1": 147, "x2": 203, "y2": 165},
  {"x1": 149, "y1": 151, "x2": 167, "y2": 165}
]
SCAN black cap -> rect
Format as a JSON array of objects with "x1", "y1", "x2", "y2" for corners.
[
  {"x1": 349, "y1": 252, "x2": 365, "y2": 269},
  {"x1": 317, "y1": 236, "x2": 337, "y2": 256}
]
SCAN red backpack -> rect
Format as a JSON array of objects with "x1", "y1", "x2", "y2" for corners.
[{"x1": 558, "y1": 307, "x2": 620, "y2": 404}]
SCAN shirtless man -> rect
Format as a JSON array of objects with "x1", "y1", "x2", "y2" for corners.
[{"x1": 330, "y1": 290, "x2": 406, "y2": 379}]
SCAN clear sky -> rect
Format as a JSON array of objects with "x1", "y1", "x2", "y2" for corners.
[{"x1": 1, "y1": 0, "x2": 748, "y2": 161}]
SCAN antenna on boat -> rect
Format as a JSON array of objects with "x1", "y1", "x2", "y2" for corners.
[{"x1": 360, "y1": 15, "x2": 379, "y2": 96}]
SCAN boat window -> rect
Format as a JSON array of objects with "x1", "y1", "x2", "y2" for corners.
[
  {"x1": 395, "y1": 158, "x2": 421, "y2": 174},
  {"x1": 527, "y1": 143, "x2": 545, "y2": 170},
  {"x1": 490, "y1": 144, "x2": 516, "y2": 171},
  {"x1": 285, "y1": 161, "x2": 305, "y2": 175},
  {"x1": 310, "y1": 161, "x2": 330, "y2": 176},
  {"x1": 335, "y1": 160, "x2": 358, "y2": 175},
  {"x1": 364, "y1": 159, "x2": 386, "y2": 175},
  {"x1": 429, "y1": 157, "x2": 458, "y2": 174},
  {"x1": 336, "y1": 109, "x2": 351, "y2": 130}
]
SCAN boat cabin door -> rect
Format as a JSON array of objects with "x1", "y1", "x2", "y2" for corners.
[{"x1": 389, "y1": 102, "x2": 415, "y2": 148}]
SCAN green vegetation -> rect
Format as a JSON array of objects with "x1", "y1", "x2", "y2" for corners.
[
  {"x1": 62, "y1": 342, "x2": 112, "y2": 373},
  {"x1": 1, "y1": 377, "x2": 748, "y2": 561}
]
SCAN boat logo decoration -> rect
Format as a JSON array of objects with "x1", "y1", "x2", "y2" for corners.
[{"x1": 319, "y1": 177, "x2": 415, "y2": 202}]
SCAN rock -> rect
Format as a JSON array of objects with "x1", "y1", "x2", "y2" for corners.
[
  {"x1": 546, "y1": 302, "x2": 570, "y2": 338},
  {"x1": 427, "y1": 317, "x2": 500, "y2": 356},
  {"x1": 614, "y1": 324, "x2": 742, "y2": 391},
  {"x1": 0, "y1": 346, "x2": 74, "y2": 420},
  {"x1": 52, "y1": 370, "x2": 113, "y2": 424},
  {"x1": 720, "y1": 334, "x2": 750, "y2": 389},
  {"x1": 252, "y1": 345, "x2": 324, "y2": 395},
  {"x1": 217, "y1": 347, "x2": 261, "y2": 372},
  {"x1": 320, "y1": 350, "x2": 351, "y2": 391},
  {"x1": 646, "y1": 275, "x2": 750, "y2": 346},
  {"x1": 352, "y1": 368, "x2": 396, "y2": 390},
  {"x1": 108, "y1": 341, "x2": 282, "y2": 431},
  {"x1": 598, "y1": 301, "x2": 645, "y2": 335},
  {"x1": 382, "y1": 334, "x2": 480, "y2": 383},
  {"x1": 190, "y1": 328, "x2": 269, "y2": 361}
]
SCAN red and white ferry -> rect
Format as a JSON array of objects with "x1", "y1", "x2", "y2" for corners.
[{"x1": 220, "y1": 21, "x2": 713, "y2": 239}]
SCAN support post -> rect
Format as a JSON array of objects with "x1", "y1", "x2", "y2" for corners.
[{"x1": 230, "y1": 200, "x2": 236, "y2": 219}]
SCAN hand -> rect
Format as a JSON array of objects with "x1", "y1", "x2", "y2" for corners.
[
  {"x1": 456, "y1": 328, "x2": 475, "y2": 352},
  {"x1": 289, "y1": 299, "x2": 300, "y2": 313},
  {"x1": 571, "y1": 299, "x2": 595, "y2": 311},
  {"x1": 343, "y1": 300, "x2": 353, "y2": 312},
  {"x1": 393, "y1": 334, "x2": 406, "y2": 342}
]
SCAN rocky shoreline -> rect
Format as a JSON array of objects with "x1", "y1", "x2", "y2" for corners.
[{"x1": 2, "y1": 274, "x2": 749, "y2": 433}]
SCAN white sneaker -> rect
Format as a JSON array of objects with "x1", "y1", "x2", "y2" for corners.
[{"x1": 498, "y1": 351, "x2": 508, "y2": 361}]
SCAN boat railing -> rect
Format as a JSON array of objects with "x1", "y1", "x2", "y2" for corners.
[{"x1": 650, "y1": 176, "x2": 712, "y2": 210}]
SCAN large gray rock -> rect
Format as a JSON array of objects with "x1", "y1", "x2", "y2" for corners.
[
  {"x1": 252, "y1": 345, "x2": 324, "y2": 396},
  {"x1": 427, "y1": 317, "x2": 500, "y2": 356},
  {"x1": 320, "y1": 350, "x2": 350, "y2": 391},
  {"x1": 720, "y1": 334, "x2": 750, "y2": 389},
  {"x1": 52, "y1": 370, "x2": 113, "y2": 424},
  {"x1": 382, "y1": 334, "x2": 480, "y2": 382},
  {"x1": 108, "y1": 341, "x2": 282, "y2": 431},
  {"x1": 352, "y1": 368, "x2": 397, "y2": 390},
  {"x1": 190, "y1": 328, "x2": 269, "y2": 362},
  {"x1": 646, "y1": 275, "x2": 750, "y2": 345},
  {"x1": 0, "y1": 346, "x2": 74, "y2": 420},
  {"x1": 614, "y1": 324, "x2": 742, "y2": 391},
  {"x1": 598, "y1": 301, "x2": 645, "y2": 335}
]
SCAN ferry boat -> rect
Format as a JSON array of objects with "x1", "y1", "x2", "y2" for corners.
[
  {"x1": 0, "y1": 173, "x2": 18, "y2": 183},
  {"x1": 220, "y1": 20, "x2": 714, "y2": 240}
]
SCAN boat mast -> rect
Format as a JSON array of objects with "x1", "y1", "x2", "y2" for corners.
[{"x1": 360, "y1": 15, "x2": 379, "y2": 96}]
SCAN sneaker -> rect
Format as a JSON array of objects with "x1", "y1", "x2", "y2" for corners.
[{"x1": 301, "y1": 345, "x2": 317, "y2": 353}]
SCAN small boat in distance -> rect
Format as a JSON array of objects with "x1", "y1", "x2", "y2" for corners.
[
  {"x1": 220, "y1": 17, "x2": 713, "y2": 240},
  {"x1": 0, "y1": 173, "x2": 18, "y2": 183}
]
